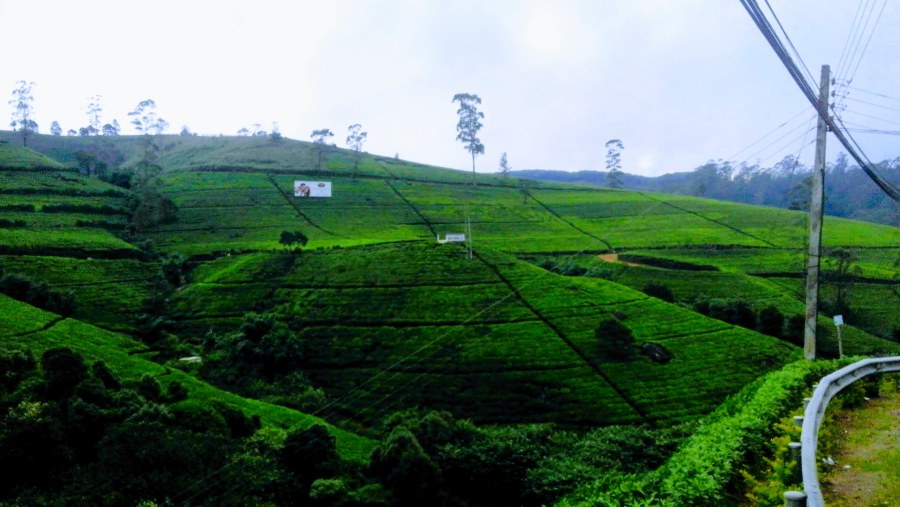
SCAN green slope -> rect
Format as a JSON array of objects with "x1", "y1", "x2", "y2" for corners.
[
  {"x1": 3, "y1": 131, "x2": 897, "y2": 432},
  {"x1": 172, "y1": 242, "x2": 801, "y2": 426},
  {"x1": 0, "y1": 293, "x2": 374, "y2": 461}
]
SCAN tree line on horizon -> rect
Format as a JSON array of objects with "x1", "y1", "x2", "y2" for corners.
[{"x1": 512, "y1": 153, "x2": 900, "y2": 226}]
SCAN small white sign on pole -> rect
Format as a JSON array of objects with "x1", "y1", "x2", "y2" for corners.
[
  {"x1": 437, "y1": 233, "x2": 466, "y2": 244},
  {"x1": 833, "y1": 315, "x2": 844, "y2": 326}
]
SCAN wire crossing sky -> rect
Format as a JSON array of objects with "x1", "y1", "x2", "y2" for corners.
[{"x1": 2, "y1": 0, "x2": 899, "y2": 177}]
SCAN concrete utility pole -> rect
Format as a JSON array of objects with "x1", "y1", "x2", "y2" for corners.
[{"x1": 804, "y1": 64, "x2": 830, "y2": 360}]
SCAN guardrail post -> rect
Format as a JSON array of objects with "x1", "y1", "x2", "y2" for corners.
[
  {"x1": 793, "y1": 415, "x2": 804, "y2": 427},
  {"x1": 789, "y1": 442, "x2": 802, "y2": 483},
  {"x1": 785, "y1": 491, "x2": 807, "y2": 507}
]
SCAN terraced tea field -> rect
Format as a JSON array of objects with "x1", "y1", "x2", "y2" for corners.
[
  {"x1": 1, "y1": 134, "x2": 896, "y2": 465},
  {"x1": 170, "y1": 241, "x2": 803, "y2": 426}
]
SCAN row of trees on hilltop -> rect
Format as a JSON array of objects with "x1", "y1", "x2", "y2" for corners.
[{"x1": 8, "y1": 81, "x2": 172, "y2": 143}]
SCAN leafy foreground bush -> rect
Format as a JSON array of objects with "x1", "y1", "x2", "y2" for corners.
[
  {"x1": 0, "y1": 345, "x2": 423, "y2": 506},
  {"x1": 559, "y1": 357, "x2": 852, "y2": 507}
]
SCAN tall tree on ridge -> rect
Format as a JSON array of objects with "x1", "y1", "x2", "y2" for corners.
[
  {"x1": 499, "y1": 152, "x2": 511, "y2": 179},
  {"x1": 346, "y1": 123, "x2": 367, "y2": 176},
  {"x1": 452, "y1": 93, "x2": 485, "y2": 186},
  {"x1": 86, "y1": 95, "x2": 103, "y2": 135},
  {"x1": 605, "y1": 139, "x2": 624, "y2": 189},
  {"x1": 128, "y1": 99, "x2": 168, "y2": 135},
  {"x1": 8, "y1": 80, "x2": 37, "y2": 146},
  {"x1": 311, "y1": 128, "x2": 334, "y2": 172}
]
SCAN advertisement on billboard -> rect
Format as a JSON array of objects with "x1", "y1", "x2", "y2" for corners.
[{"x1": 294, "y1": 181, "x2": 332, "y2": 198}]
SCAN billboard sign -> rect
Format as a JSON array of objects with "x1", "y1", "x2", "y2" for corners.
[{"x1": 294, "y1": 181, "x2": 332, "y2": 198}]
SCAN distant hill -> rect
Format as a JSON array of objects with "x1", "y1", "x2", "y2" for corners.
[{"x1": 511, "y1": 156, "x2": 900, "y2": 226}]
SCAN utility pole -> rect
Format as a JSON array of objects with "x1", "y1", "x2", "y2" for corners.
[{"x1": 804, "y1": 64, "x2": 830, "y2": 360}]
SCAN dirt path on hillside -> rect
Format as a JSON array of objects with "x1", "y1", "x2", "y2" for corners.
[
  {"x1": 597, "y1": 253, "x2": 644, "y2": 267},
  {"x1": 822, "y1": 376, "x2": 900, "y2": 506}
]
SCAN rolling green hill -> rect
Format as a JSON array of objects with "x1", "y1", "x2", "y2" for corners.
[{"x1": 1, "y1": 132, "x2": 897, "y2": 505}]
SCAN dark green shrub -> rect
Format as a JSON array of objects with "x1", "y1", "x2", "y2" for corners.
[
  {"x1": 642, "y1": 282, "x2": 675, "y2": 303},
  {"x1": 595, "y1": 317, "x2": 635, "y2": 360},
  {"x1": 369, "y1": 426, "x2": 442, "y2": 506},
  {"x1": 279, "y1": 231, "x2": 309, "y2": 247},
  {"x1": 41, "y1": 348, "x2": 88, "y2": 399},
  {"x1": 281, "y1": 424, "x2": 340, "y2": 486},
  {"x1": 758, "y1": 306, "x2": 785, "y2": 338},
  {"x1": 166, "y1": 380, "x2": 188, "y2": 402},
  {"x1": 135, "y1": 375, "x2": 162, "y2": 402},
  {"x1": 91, "y1": 361, "x2": 121, "y2": 390}
]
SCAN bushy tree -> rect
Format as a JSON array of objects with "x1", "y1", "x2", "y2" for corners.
[
  {"x1": 281, "y1": 423, "x2": 341, "y2": 491},
  {"x1": 50, "y1": 120, "x2": 62, "y2": 136},
  {"x1": 370, "y1": 426, "x2": 442, "y2": 506},
  {"x1": 279, "y1": 230, "x2": 308, "y2": 247},
  {"x1": 101, "y1": 120, "x2": 120, "y2": 136},
  {"x1": 41, "y1": 348, "x2": 88, "y2": 399},
  {"x1": 757, "y1": 306, "x2": 785, "y2": 337},
  {"x1": 642, "y1": 281, "x2": 674, "y2": 303},
  {"x1": 595, "y1": 317, "x2": 635, "y2": 360},
  {"x1": 128, "y1": 138, "x2": 177, "y2": 231}
]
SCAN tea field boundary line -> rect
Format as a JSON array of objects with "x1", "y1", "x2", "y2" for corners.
[
  {"x1": 150, "y1": 227, "x2": 296, "y2": 234},
  {"x1": 637, "y1": 192, "x2": 780, "y2": 247},
  {"x1": 525, "y1": 192, "x2": 615, "y2": 251},
  {"x1": 303, "y1": 363, "x2": 587, "y2": 375},
  {"x1": 265, "y1": 174, "x2": 344, "y2": 238},
  {"x1": 381, "y1": 175, "x2": 437, "y2": 236},
  {"x1": 190, "y1": 280, "x2": 506, "y2": 289},
  {"x1": 47, "y1": 277, "x2": 159, "y2": 287},
  {"x1": 176, "y1": 314, "x2": 545, "y2": 327},
  {"x1": 472, "y1": 250, "x2": 651, "y2": 424},
  {"x1": 5, "y1": 316, "x2": 66, "y2": 338}
]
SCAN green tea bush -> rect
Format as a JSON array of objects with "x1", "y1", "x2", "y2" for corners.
[{"x1": 560, "y1": 359, "x2": 850, "y2": 506}]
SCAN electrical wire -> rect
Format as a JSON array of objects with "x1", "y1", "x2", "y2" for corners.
[
  {"x1": 740, "y1": 0, "x2": 900, "y2": 203},
  {"x1": 834, "y1": 0, "x2": 869, "y2": 80},
  {"x1": 842, "y1": 96, "x2": 900, "y2": 114},
  {"x1": 841, "y1": 109, "x2": 900, "y2": 128},
  {"x1": 849, "y1": 86, "x2": 900, "y2": 103},
  {"x1": 835, "y1": 0, "x2": 876, "y2": 80},
  {"x1": 725, "y1": 107, "x2": 814, "y2": 162},
  {"x1": 843, "y1": 0, "x2": 886, "y2": 87}
]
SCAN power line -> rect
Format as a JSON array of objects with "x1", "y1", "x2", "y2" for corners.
[
  {"x1": 843, "y1": 0, "x2": 886, "y2": 87},
  {"x1": 726, "y1": 108, "x2": 815, "y2": 161},
  {"x1": 742, "y1": 121, "x2": 817, "y2": 165},
  {"x1": 763, "y1": 0, "x2": 817, "y2": 86},
  {"x1": 841, "y1": 109, "x2": 900, "y2": 128},
  {"x1": 849, "y1": 86, "x2": 900, "y2": 103},
  {"x1": 834, "y1": 0, "x2": 869, "y2": 80},
  {"x1": 739, "y1": 0, "x2": 900, "y2": 203},
  {"x1": 835, "y1": 0, "x2": 876, "y2": 80},
  {"x1": 843, "y1": 95, "x2": 900, "y2": 114},
  {"x1": 846, "y1": 127, "x2": 900, "y2": 136}
]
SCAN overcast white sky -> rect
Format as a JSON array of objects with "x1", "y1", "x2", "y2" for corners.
[{"x1": 2, "y1": 0, "x2": 899, "y2": 176}]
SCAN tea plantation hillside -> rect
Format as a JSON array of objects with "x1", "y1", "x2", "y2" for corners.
[{"x1": 1, "y1": 133, "x2": 898, "y2": 505}]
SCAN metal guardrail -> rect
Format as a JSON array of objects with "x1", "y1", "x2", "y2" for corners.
[{"x1": 785, "y1": 356, "x2": 900, "y2": 507}]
